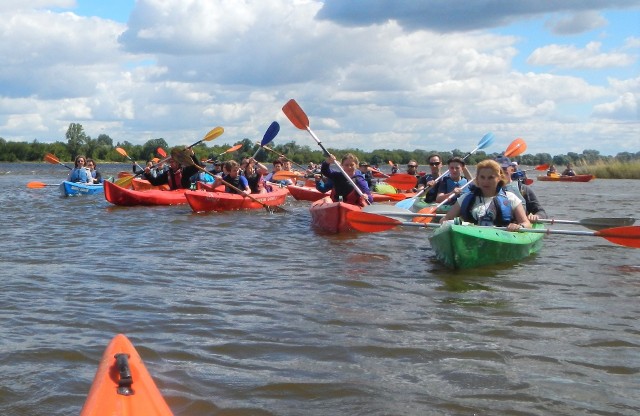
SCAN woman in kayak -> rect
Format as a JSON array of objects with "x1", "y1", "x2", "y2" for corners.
[
  {"x1": 86, "y1": 158, "x2": 103, "y2": 184},
  {"x1": 440, "y1": 159, "x2": 531, "y2": 232},
  {"x1": 321, "y1": 153, "x2": 373, "y2": 206},
  {"x1": 240, "y1": 157, "x2": 269, "y2": 193},
  {"x1": 67, "y1": 155, "x2": 93, "y2": 183}
]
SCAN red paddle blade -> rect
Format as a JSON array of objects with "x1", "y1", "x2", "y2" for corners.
[
  {"x1": 225, "y1": 143, "x2": 243, "y2": 153},
  {"x1": 504, "y1": 138, "x2": 527, "y2": 158},
  {"x1": 282, "y1": 99, "x2": 309, "y2": 130},
  {"x1": 596, "y1": 226, "x2": 640, "y2": 248},
  {"x1": 535, "y1": 163, "x2": 549, "y2": 171},
  {"x1": 524, "y1": 178, "x2": 534, "y2": 185},
  {"x1": 27, "y1": 181, "x2": 47, "y2": 188},
  {"x1": 413, "y1": 207, "x2": 437, "y2": 224},
  {"x1": 379, "y1": 193, "x2": 408, "y2": 201},
  {"x1": 157, "y1": 147, "x2": 167, "y2": 157},
  {"x1": 384, "y1": 174, "x2": 417, "y2": 190},
  {"x1": 346, "y1": 211, "x2": 403, "y2": 233},
  {"x1": 44, "y1": 153, "x2": 60, "y2": 165}
]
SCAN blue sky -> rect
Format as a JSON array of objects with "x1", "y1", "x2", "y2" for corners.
[{"x1": 1, "y1": 0, "x2": 638, "y2": 156}]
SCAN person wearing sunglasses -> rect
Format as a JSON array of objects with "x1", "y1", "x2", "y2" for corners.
[
  {"x1": 67, "y1": 155, "x2": 93, "y2": 183},
  {"x1": 416, "y1": 154, "x2": 442, "y2": 202},
  {"x1": 497, "y1": 156, "x2": 547, "y2": 222}
]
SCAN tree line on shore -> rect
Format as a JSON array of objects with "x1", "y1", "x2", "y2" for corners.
[{"x1": 1, "y1": 123, "x2": 639, "y2": 169}]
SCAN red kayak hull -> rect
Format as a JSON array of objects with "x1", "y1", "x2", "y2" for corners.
[
  {"x1": 184, "y1": 188, "x2": 289, "y2": 212},
  {"x1": 287, "y1": 184, "x2": 408, "y2": 203},
  {"x1": 537, "y1": 174, "x2": 595, "y2": 182},
  {"x1": 310, "y1": 196, "x2": 361, "y2": 233},
  {"x1": 104, "y1": 180, "x2": 187, "y2": 206},
  {"x1": 80, "y1": 334, "x2": 173, "y2": 416},
  {"x1": 131, "y1": 178, "x2": 169, "y2": 191}
]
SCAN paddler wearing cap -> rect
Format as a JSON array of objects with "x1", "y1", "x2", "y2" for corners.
[
  {"x1": 496, "y1": 156, "x2": 548, "y2": 222},
  {"x1": 143, "y1": 146, "x2": 204, "y2": 190},
  {"x1": 358, "y1": 161, "x2": 374, "y2": 188}
]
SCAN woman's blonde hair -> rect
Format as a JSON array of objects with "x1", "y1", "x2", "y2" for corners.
[{"x1": 476, "y1": 159, "x2": 506, "y2": 186}]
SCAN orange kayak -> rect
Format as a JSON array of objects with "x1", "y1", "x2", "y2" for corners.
[
  {"x1": 80, "y1": 334, "x2": 173, "y2": 416},
  {"x1": 310, "y1": 196, "x2": 362, "y2": 233}
]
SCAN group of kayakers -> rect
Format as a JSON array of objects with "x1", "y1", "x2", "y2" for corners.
[{"x1": 546, "y1": 163, "x2": 576, "y2": 177}]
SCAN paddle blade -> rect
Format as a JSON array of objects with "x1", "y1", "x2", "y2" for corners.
[
  {"x1": 27, "y1": 181, "x2": 47, "y2": 188},
  {"x1": 581, "y1": 217, "x2": 636, "y2": 230},
  {"x1": 477, "y1": 132, "x2": 495, "y2": 150},
  {"x1": 384, "y1": 174, "x2": 417, "y2": 190},
  {"x1": 596, "y1": 226, "x2": 640, "y2": 248},
  {"x1": 44, "y1": 153, "x2": 60, "y2": 165},
  {"x1": 413, "y1": 207, "x2": 437, "y2": 224},
  {"x1": 157, "y1": 147, "x2": 167, "y2": 157},
  {"x1": 504, "y1": 138, "x2": 527, "y2": 158},
  {"x1": 346, "y1": 211, "x2": 403, "y2": 233},
  {"x1": 115, "y1": 175, "x2": 135, "y2": 188},
  {"x1": 524, "y1": 178, "x2": 534, "y2": 185},
  {"x1": 225, "y1": 144, "x2": 243, "y2": 154},
  {"x1": 377, "y1": 193, "x2": 408, "y2": 201},
  {"x1": 282, "y1": 99, "x2": 309, "y2": 130},
  {"x1": 535, "y1": 163, "x2": 549, "y2": 171},
  {"x1": 272, "y1": 170, "x2": 303, "y2": 181},
  {"x1": 203, "y1": 126, "x2": 224, "y2": 142},
  {"x1": 261, "y1": 121, "x2": 280, "y2": 146},
  {"x1": 115, "y1": 147, "x2": 128, "y2": 158}
]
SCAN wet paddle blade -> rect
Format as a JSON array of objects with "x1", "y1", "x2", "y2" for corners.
[
  {"x1": 282, "y1": 99, "x2": 309, "y2": 130},
  {"x1": 261, "y1": 121, "x2": 280, "y2": 146},
  {"x1": 346, "y1": 211, "x2": 403, "y2": 233},
  {"x1": 504, "y1": 138, "x2": 527, "y2": 158},
  {"x1": 384, "y1": 174, "x2": 417, "y2": 190},
  {"x1": 413, "y1": 207, "x2": 437, "y2": 224},
  {"x1": 596, "y1": 226, "x2": 640, "y2": 248}
]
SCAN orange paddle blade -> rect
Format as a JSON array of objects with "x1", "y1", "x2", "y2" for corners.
[
  {"x1": 413, "y1": 207, "x2": 437, "y2": 224},
  {"x1": 272, "y1": 170, "x2": 304, "y2": 181},
  {"x1": 384, "y1": 174, "x2": 417, "y2": 190},
  {"x1": 346, "y1": 211, "x2": 403, "y2": 233},
  {"x1": 27, "y1": 181, "x2": 47, "y2": 188},
  {"x1": 115, "y1": 147, "x2": 128, "y2": 158},
  {"x1": 379, "y1": 193, "x2": 408, "y2": 201},
  {"x1": 44, "y1": 153, "x2": 60, "y2": 165},
  {"x1": 282, "y1": 99, "x2": 309, "y2": 130},
  {"x1": 596, "y1": 226, "x2": 640, "y2": 248},
  {"x1": 535, "y1": 163, "x2": 549, "y2": 171},
  {"x1": 225, "y1": 143, "x2": 243, "y2": 153},
  {"x1": 504, "y1": 138, "x2": 527, "y2": 158},
  {"x1": 157, "y1": 147, "x2": 167, "y2": 157}
]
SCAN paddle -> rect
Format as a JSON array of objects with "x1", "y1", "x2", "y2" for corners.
[
  {"x1": 203, "y1": 143, "x2": 243, "y2": 163},
  {"x1": 44, "y1": 153, "x2": 73, "y2": 170},
  {"x1": 395, "y1": 132, "x2": 495, "y2": 210},
  {"x1": 362, "y1": 205, "x2": 634, "y2": 231},
  {"x1": 271, "y1": 170, "x2": 306, "y2": 181},
  {"x1": 115, "y1": 127, "x2": 225, "y2": 188},
  {"x1": 26, "y1": 181, "x2": 59, "y2": 188},
  {"x1": 345, "y1": 211, "x2": 640, "y2": 248},
  {"x1": 282, "y1": 99, "x2": 370, "y2": 205},
  {"x1": 383, "y1": 173, "x2": 420, "y2": 190},
  {"x1": 172, "y1": 150, "x2": 288, "y2": 214},
  {"x1": 413, "y1": 137, "x2": 527, "y2": 224},
  {"x1": 259, "y1": 144, "x2": 310, "y2": 172},
  {"x1": 115, "y1": 147, "x2": 145, "y2": 173},
  {"x1": 252, "y1": 121, "x2": 280, "y2": 159},
  {"x1": 157, "y1": 147, "x2": 167, "y2": 158}
]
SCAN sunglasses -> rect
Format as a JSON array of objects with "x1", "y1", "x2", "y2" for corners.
[
  {"x1": 407, "y1": 165, "x2": 418, "y2": 168},
  {"x1": 429, "y1": 162, "x2": 441, "y2": 166}
]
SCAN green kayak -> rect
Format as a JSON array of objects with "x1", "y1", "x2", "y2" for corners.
[
  {"x1": 409, "y1": 200, "x2": 451, "y2": 213},
  {"x1": 429, "y1": 221, "x2": 545, "y2": 269}
]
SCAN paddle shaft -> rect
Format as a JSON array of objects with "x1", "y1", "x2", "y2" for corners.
[{"x1": 260, "y1": 145, "x2": 309, "y2": 172}]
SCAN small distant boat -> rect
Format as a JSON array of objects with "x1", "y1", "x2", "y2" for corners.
[
  {"x1": 59, "y1": 181, "x2": 104, "y2": 197},
  {"x1": 537, "y1": 174, "x2": 595, "y2": 182}
]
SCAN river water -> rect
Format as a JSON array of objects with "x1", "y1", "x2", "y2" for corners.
[{"x1": 1, "y1": 162, "x2": 639, "y2": 415}]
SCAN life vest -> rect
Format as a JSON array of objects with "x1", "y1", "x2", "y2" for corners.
[
  {"x1": 438, "y1": 176, "x2": 468, "y2": 204},
  {"x1": 460, "y1": 187, "x2": 512, "y2": 226},
  {"x1": 503, "y1": 182, "x2": 525, "y2": 205},
  {"x1": 69, "y1": 168, "x2": 90, "y2": 183},
  {"x1": 168, "y1": 169, "x2": 183, "y2": 190},
  {"x1": 330, "y1": 173, "x2": 367, "y2": 206},
  {"x1": 191, "y1": 171, "x2": 214, "y2": 184},
  {"x1": 222, "y1": 174, "x2": 246, "y2": 194}
]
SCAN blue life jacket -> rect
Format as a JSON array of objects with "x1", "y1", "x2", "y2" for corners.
[
  {"x1": 69, "y1": 168, "x2": 90, "y2": 183},
  {"x1": 438, "y1": 176, "x2": 468, "y2": 205},
  {"x1": 191, "y1": 171, "x2": 215, "y2": 183},
  {"x1": 460, "y1": 187, "x2": 512, "y2": 226}
]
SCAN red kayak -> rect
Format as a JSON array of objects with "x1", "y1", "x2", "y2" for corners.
[
  {"x1": 310, "y1": 196, "x2": 362, "y2": 233},
  {"x1": 184, "y1": 188, "x2": 289, "y2": 212},
  {"x1": 537, "y1": 174, "x2": 595, "y2": 182},
  {"x1": 131, "y1": 178, "x2": 169, "y2": 191},
  {"x1": 104, "y1": 180, "x2": 187, "y2": 206},
  {"x1": 80, "y1": 334, "x2": 173, "y2": 416},
  {"x1": 287, "y1": 184, "x2": 410, "y2": 203}
]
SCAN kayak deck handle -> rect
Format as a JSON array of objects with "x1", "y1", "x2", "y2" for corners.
[{"x1": 114, "y1": 353, "x2": 134, "y2": 396}]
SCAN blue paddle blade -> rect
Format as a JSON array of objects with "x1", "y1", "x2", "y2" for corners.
[
  {"x1": 478, "y1": 132, "x2": 494, "y2": 150},
  {"x1": 261, "y1": 121, "x2": 280, "y2": 146},
  {"x1": 395, "y1": 198, "x2": 415, "y2": 210}
]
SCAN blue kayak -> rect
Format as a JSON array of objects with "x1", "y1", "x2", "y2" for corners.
[{"x1": 59, "y1": 181, "x2": 104, "y2": 197}]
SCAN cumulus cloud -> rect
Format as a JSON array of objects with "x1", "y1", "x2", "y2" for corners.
[
  {"x1": 527, "y1": 42, "x2": 635, "y2": 69},
  {"x1": 545, "y1": 11, "x2": 607, "y2": 35},
  {"x1": 592, "y1": 92, "x2": 638, "y2": 120}
]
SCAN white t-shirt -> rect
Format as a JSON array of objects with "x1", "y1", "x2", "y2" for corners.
[{"x1": 456, "y1": 191, "x2": 522, "y2": 225}]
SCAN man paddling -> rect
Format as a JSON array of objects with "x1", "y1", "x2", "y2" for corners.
[{"x1": 497, "y1": 156, "x2": 548, "y2": 222}]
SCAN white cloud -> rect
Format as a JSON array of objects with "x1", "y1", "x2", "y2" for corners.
[
  {"x1": 545, "y1": 11, "x2": 607, "y2": 35},
  {"x1": 527, "y1": 41, "x2": 635, "y2": 69}
]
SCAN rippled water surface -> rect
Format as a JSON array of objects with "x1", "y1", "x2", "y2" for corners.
[{"x1": 1, "y1": 163, "x2": 639, "y2": 415}]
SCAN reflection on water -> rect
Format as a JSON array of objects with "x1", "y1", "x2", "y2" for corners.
[{"x1": 1, "y1": 163, "x2": 639, "y2": 415}]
